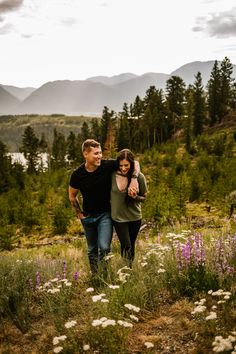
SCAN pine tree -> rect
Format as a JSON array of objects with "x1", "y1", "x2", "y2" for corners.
[
  {"x1": 51, "y1": 129, "x2": 67, "y2": 168},
  {"x1": 20, "y1": 126, "x2": 39, "y2": 174},
  {"x1": 207, "y1": 60, "x2": 221, "y2": 126},
  {"x1": 166, "y1": 76, "x2": 186, "y2": 136},
  {"x1": 219, "y1": 56, "x2": 234, "y2": 121},
  {"x1": 193, "y1": 72, "x2": 206, "y2": 136}
]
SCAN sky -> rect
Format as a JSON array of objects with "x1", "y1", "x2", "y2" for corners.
[{"x1": 0, "y1": 0, "x2": 236, "y2": 88}]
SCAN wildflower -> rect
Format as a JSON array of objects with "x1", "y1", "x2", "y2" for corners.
[
  {"x1": 212, "y1": 335, "x2": 234, "y2": 352},
  {"x1": 217, "y1": 300, "x2": 226, "y2": 304},
  {"x1": 53, "y1": 347, "x2": 63, "y2": 353},
  {"x1": 124, "y1": 304, "x2": 140, "y2": 312},
  {"x1": 86, "y1": 287, "x2": 94, "y2": 292},
  {"x1": 51, "y1": 278, "x2": 59, "y2": 282},
  {"x1": 73, "y1": 271, "x2": 79, "y2": 281},
  {"x1": 206, "y1": 312, "x2": 217, "y2": 320},
  {"x1": 208, "y1": 290, "x2": 213, "y2": 294},
  {"x1": 92, "y1": 294, "x2": 106, "y2": 302},
  {"x1": 53, "y1": 336, "x2": 67, "y2": 345},
  {"x1": 101, "y1": 299, "x2": 109, "y2": 303},
  {"x1": 130, "y1": 314, "x2": 139, "y2": 322},
  {"x1": 108, "y1": 284, "x2": 120, "y2": 289},
  {"x1": 144, "y1": 342, "x2": 154, "y2": 348},
  {"x1": 101, "y1": 319, "x2": 116, "y2": 327},
  {"x1": 157, "y1": 268, "x2": 166, "y2": 273},
  {"x1": 191, "y1": 305, "x2": 206, "y2": 314},
  {"x1": 83, "y1": 344, "x2": 90, "y2": 351},
  {"x1": 65, "y1": 282, "x2": 72, "y2": 287},
  {"x1": 117, "y1": 266, "x2": 132, "y2": 274},
  {"x1": 48, "y1": 288, "x2": 60, "y2": 294},
  {"x1": 100, "y1": 317, "x2": 108, "y2": 322},
  {"x1": 104, "y1": 253, "x2": 114, "y2": 260},
  {"x1": 117, "y1": 320, "x2": 133, "y2": 328},
  {"x1": 92, "y1": 319, "x2": 103, "y2": 327},
  {"x1": 65, "y1": 320, "x2": 77, "y2": 328}
]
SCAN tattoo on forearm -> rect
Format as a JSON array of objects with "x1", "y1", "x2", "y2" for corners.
[{"x1": 72, "y1": 199, "x2": 82, "y2": 213}]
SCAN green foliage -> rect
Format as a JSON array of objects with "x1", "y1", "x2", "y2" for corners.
[{"x1": 52, "y1": 203, "x2": 72, "y2": 235}]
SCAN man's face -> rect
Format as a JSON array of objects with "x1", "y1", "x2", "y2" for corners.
[{"x1": 83, "y1": 146, "x2": 102, "y2": 167}]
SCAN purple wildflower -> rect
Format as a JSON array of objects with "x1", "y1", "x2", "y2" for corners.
[{"x1": 73, "y1": 271, "x2": 79, "y2": 281}]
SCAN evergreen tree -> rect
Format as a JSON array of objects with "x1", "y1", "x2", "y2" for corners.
[
  {"x1": 193, "y1": 72, "x2": 206, "y2": 136},
  {"x1": 117, "y1": 103, "x2": 131, "y2": 150},
  {"x1": 100, "y1": 106, "x2": 114, "y2": 148},
  {"x1": 81, "y1": 121, "x2": 90, "y2": 141},
  {"x1": 90, "y1": 118, "x2": 101, "y2": 141},
  {"x1": 20, "y1": 126, "x2": 39, "y2": 174},
  {"x1": 66, "y1": 131, "x2": 77, "y2": 164},
  {"x1": 184, "y1": 85, "x2": 194, "y2": 152},
  {"x1": 51, "y1": 129, "x2": 67, "y2": 168},
  {"x1": 0, "y1": 140, "x2": 11, "y2": 193},
  {"x1": 38, "y1": 132, "x2": 48, "y2": 152},
  {"x1": 207, "y1": 60, "x2": 221, "y2": 126},
  {"x1": 219, "y1": 56, "x2": 234, "y2": 121},
  {"x1": 166, "y1": 76, "x2": 186, "y2": 136}
]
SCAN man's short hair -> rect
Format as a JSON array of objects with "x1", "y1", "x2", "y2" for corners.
[{"x1": 82, "y1": 139, "x2": 100, "y2": 152}]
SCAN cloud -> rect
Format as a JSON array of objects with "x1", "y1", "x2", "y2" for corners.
[
  {"x1": 0, "y1": 0, "x2": 24, "y2": 14},
  {"x1": 60, "y1": 17, "x2": 79, "y2": 27},
  {"x1": 193, "y1": 6, "x2": 236, "y2": 38},
  {"x1": 0, "y1": 22, "x2": 13, "y2": 34}
]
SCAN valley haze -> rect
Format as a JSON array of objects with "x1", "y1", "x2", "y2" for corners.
[{"x1": 1, "y1": 60, "x2": 236, "y2": 116}]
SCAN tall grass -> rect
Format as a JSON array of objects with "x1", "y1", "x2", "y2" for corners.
[{"x1": 1, "y1": 229, "x2": 236, "y2": 353}]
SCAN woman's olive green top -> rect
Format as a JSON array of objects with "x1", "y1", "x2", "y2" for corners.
[{"x1": 111, "y1": 172, "x2": 148, "y2": 222}]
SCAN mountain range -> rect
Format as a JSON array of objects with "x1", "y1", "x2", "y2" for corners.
[{"x1": 1, "y1": 60, "x2": 236, "y2": 116}]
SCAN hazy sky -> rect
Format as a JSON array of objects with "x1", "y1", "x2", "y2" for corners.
[{"x1": 0, "y1": 0, "x2": 236, "y2": 88}]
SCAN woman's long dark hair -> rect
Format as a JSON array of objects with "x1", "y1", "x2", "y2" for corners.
[{"x1": 116, "y1": 149, "x2": 135, "y2": 204}]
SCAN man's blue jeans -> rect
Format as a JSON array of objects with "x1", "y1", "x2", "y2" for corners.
[{"x1": 81, "y1": 212, "x2": 113, "y2": 273}]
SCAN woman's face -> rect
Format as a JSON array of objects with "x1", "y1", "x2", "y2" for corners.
[{"x1": 119, "y1": 159, "x2": 131, "y2": 175}]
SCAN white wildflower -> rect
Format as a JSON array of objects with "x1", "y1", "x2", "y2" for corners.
[
  {"x1": 117, "y1": 320, "x2": 133, "y2": 328},
  {"x1": 101, "y1": 299, "x2": 109, "y2": 303},
  {"x1": 108, "y1": 284, "x2": 120, "y2": 289},
  {"x1": 217, "y1": 300, "x2": 226, "y2": 304},
  {"x1": 212, "y1": 335, "x2": 234, "y2": 352},
  {"x1": 53, "y1": 335, "x2": 67, "y2": 345},
  {"x1": 101, "y1": 319, "x2": 116, "y2": 327},
  {"x1": 51, "y1": 278, "x2": 59, "y2": 282},
  {"x1": 104, "y1": 253, "x2": 114, "y2": 261},
  {"x1": 206, "y1": 312, "x2": 217, "y2": 320},
  {"x1": 130, "y1": 314, "x2": 139, "y2": 322},
  {"x1": 124, "y1": 304, "x2": 140, "y2": 312},
  {"x1": 100, "y1": 317, "x2": 108, "y2": 322},
  {"x1": 144, "y1": 341, "x2": 154, "y2": 348},
  {"x1": 65, "y1": 282, "x2": 72, "y2": 287},
  {"x1": 53, "y1": 347, "x2": 63, "y2": 353},
  {"x1": 157, "y1": 268, "x2": 166, "y2": 273},
  {"x1": 65, "y1": 320, "x2": 77, "y2": 328},
  {"x1": 191, "y1": 305, "x2": 207, "y2": 314},
  {"x1": 48, "y1": 288, "x2": 60, "y2": 294},
  {"x1": 83, "y1": 344, "x2": 90, "y2": 351},
  {"x1": 208, "y1": 290, "x2": 213, "y2": 294},
  {"x1": 86, "y1": 287, "x2": 94, "y2": 292},
  {"x1": 92, "y1": 319, "x2": 103, "y2": 327}
]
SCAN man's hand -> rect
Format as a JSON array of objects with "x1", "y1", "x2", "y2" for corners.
[{"x1": 128, "y1": 177, "x2": 139, "y2": 195}]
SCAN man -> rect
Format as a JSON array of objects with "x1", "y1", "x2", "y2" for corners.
[{"x1": 68, "y1": 139, "x2": 139, "y2": 275}]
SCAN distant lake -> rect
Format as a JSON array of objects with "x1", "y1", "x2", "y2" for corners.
[{"x1": 9, "y1": 152, "x2": 48, "y2": 169}]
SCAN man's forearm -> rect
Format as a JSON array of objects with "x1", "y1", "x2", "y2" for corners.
[
  {"x1": 133, "y1": 160, "x2": 140, "y2": 178},
  {"x1": 71, "y1": 197, "x2": 82, "y2": 214}
]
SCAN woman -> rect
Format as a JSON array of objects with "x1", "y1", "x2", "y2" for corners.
[{"x1": 111, "y1": 149, "x2": 148, "y2": 266}]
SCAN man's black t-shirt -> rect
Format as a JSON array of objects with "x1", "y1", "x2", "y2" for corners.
[{"x1": 69, "y1": 159, "x2": 117, "y2": 214}]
